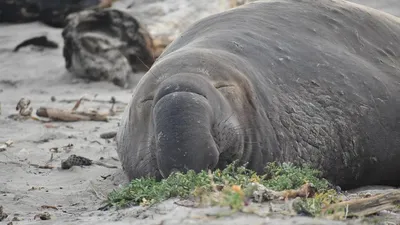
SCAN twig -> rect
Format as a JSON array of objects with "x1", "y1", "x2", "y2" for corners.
[
  {"x1": 41, "y1": 205, "x2": 58, "y2": 210},
  {"x1": 36, "y1": 107, "x2": 109, "y2": 122},
  {"x1": 0, "y1": 161, "x2": 23, "y2": 166},
  {"x1": 321, "y1": 190, "x2": 400, "y2": 218},
  {"x1": 59, "y1": 98, "x2": 126, "y2": 105},
  {"x1": 251, "y1": 182, "x2": 316, "y2": 203},
  {"x1": 47, "y1": 153, "x2": 54, "y2": 164},
  {"x1": 111, "y1": 157, "x2": 119, "y2": 161},
  {"x1": 93, "y1": 161, "x2": 118, "y2": 169},
  {"x1": 109, "y1": 96, "x2": 116, "y2": 116},
  {"x1": 29, "y1": 164, "x2": 55, "y2": 169},
  {"x1": 89, "y1": 181, "x2": 107, "y2": 200},
  {"x1": 71, "y1": 97, "x2": 85, "y2": 111},
  {"x1": 0, "y1": 160, "x2": 55, "y2": 169}
]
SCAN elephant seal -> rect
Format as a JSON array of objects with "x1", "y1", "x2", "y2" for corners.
[{"x1": 116, "y1": 0, "x2": 400, "y2": 190}]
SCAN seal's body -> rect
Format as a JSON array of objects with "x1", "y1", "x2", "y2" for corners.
[{"x1": 117, "y1": 0, "x2": 400, "y2": 189}]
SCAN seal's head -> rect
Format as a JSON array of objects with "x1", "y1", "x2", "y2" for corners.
[
  {"x1": 116, "y1": 60, "x2": 258, "y2": 180},
  {"x1": 152, "y1": 73, "x2": 245, "y2": 177}
]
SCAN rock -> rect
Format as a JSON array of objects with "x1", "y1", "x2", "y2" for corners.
[
  {"x1": 0, "y1": 0, "x2": 109, "y2": 28},
  {"x1": 62, "y1": 8, "x2": 155, "y2": 88},
  {"x1": 0, "y1": 206, "x2": 8, "y2": 221}
]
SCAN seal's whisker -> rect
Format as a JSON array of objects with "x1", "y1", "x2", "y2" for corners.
[
  {"x1": 243, "y1": 141, "x2": 269, "y2": 144},
  {"x1": 136, "y1": 55, "x2": 150, "y2": 70},
  {"x1": 230, "y1": 124, "x2": 274, "y2": 131},
  {"x1": 135, "y1": 145, "x2": 153, "y2": 155},
  {"x1": 214, "y1": 112, "x2": 238, "y2": 130},
  {"x1": 223, "y1": 112, "x2": 237, "y2": 124}
]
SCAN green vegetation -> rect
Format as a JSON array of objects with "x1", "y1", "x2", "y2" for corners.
[
  {"x1": 295, "y1": 189, "x2": 342, "y2": 216},
  {"x1": 262, "y1": 162, "x2": 331, "y2": 191},
  {"x1": 106, "y1": 161, "x2": 339, "y2": 216},
  {"x1": 103, "y1": 161, "x2": 400, "y2": 221}
]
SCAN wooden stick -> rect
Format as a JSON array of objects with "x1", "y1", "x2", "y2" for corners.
[
  {"x1": 321, "y1": 190, "x2": 400, "y2": 218},
  {"x1": 71, "y1": 97, "x2": 84, "y2": 111},
  {"x1": 36, "y1": 107, "x2": 108, "y2": 122},
  {"x1": 59, "y1": 98, "x2": 126, "y2": 105}
]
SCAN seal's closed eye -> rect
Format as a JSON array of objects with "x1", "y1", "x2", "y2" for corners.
[
  {"x1": 214, "y1": 82, "x2": 235, "y2": 89},
  {"x1": 141, "y1": 81, "x2": 234, "y2": 103},
  {"x1": 140, "y1": 97, "x2": 154, "y2": 103}
]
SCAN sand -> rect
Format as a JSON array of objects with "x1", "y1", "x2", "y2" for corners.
[{"x1": 0, "y1": 0, "x2": 399, "y2": 224}]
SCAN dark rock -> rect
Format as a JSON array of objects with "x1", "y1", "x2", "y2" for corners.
[
  {"x1": 62, "y1": 8, "x2": 155, "y2": 88},
  {"x1": 0, "y1": 0, "x2": 105, "y2": 28}
]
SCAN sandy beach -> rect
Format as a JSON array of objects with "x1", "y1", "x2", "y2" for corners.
[{"x1": 1, "y1": 0, "x2": 400, "y2": 224}]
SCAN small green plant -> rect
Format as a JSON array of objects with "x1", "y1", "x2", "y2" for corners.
[
  {"x1": 218, "y1": 185, "x2": 246, "y2": 211},
  {"x1": 106, "y1": 161, "x2": 334, "y2": 211},
  {"x1": 107, "y1": 170, "x2": 214, "y2": 208},
  {"x1": 262, "y1": 162, "x2": 331, "y2": 191},
  {"x1": 297, "y1": 189, "x2": 342, "y2": 217}
]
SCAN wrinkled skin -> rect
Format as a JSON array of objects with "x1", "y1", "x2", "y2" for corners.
[
  {"x1": 117, "y1": 0, "x2": 400, "y2": 190},
  {"x1": 0, "y1": 0, "x2": 105, "y2": 28},
  {"x1": 62, "y1": 8, "x2": 155, "y2": 88}
]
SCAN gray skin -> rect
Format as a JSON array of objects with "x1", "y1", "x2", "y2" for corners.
[{"x1": 116, "y1": 0, "x2": 400, "y2": 190}]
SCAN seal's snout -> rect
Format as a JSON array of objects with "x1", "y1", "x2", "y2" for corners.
[{"x1": 153, "y1": 80, "x2": 219, "y2": 178}]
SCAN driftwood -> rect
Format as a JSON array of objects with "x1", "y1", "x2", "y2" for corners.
[
  {"x1": 59, "y1": 97, "x2": 126, "y2": 105},
  {"x1": 36, "y1": 107, "x2": 108, "y2": 122},
  {"x1": 321, "y1": 190, "x2": 400, "y2": 219},
  {"x1": 251, "y1": 183, "x2": 317, "y2": 203},
  {"x1": 35, "y1": 96, "x2": 114, "y2": 122},
  {"x1": 10, "y1": 96, "x2": 114, "y2": 122}
]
